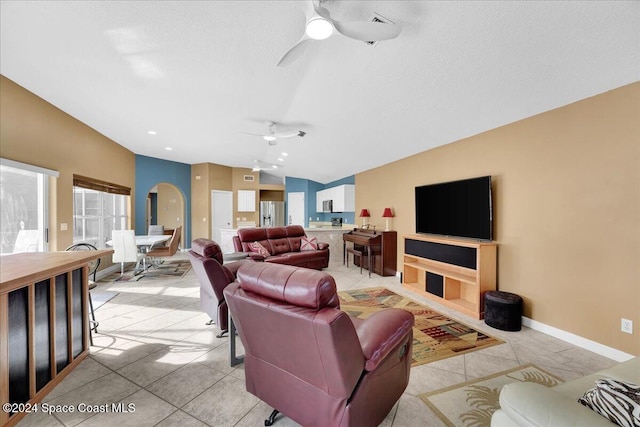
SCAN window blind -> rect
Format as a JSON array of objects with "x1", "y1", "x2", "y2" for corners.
[{"x1": 73, "y1": 175, "x2": 130, "y2": 195}]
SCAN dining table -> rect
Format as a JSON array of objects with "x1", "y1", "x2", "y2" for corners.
[
  {"x1": 105, "y1": 234, "x2": 171, "y2": 274},
  {"x1": 133, "y1": 234, "x2": 171, "y2": 251},
  {"x1": 106, "y1": 234, "x2": 171, "y2": 250}
]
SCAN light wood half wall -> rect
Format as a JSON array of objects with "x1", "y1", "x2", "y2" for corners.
[
  {"x1": 356, "y1": 82, "x2": 639, "y2": 356},
  {"x1": 0, "y1": 75, "x2": 135, "y2": 251}
]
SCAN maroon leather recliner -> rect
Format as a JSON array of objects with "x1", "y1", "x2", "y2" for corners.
[
  {"x1": 224, "y1": 262, "x2": 414, "y2": 427},
  {"x1": 188, "y1": 238, "x2": 247, "y2": 337}
]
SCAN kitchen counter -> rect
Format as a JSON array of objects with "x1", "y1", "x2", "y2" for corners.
[
  {"x1": 305, "y1": 228, "x2": 351, "y2": 264},
  {"x1": 305, "y1": 226, "x2": 352, "y2": 231}
]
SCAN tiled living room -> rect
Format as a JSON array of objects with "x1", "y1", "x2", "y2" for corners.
[
  {"x1": 1, "y1": 2, "x2": 638, "y2": 426},
  {"x1": 15, "y1": 253, "x2": 620, "y2": 427}
]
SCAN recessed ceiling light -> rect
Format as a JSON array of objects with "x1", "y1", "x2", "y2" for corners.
[
  {"x1": 165, "y1": 147, "x2": 173, "y2": 151},
  {"x1": 148, "y1": 130, "x2": 157, "y2": 135},
  {"x1": 272, "y1": 165, "x2": 278, "y2": 169},
  {"x1": 263, "y1": 135, "x2": 276, "y2": 142},
  {"x1": 277, "y1": 158, "x2": 284, "y2": 162},
  {"x1": 281, "y1": 152, "x2": 288, "y2": 156}
]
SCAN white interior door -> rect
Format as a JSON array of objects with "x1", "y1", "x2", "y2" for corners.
[
  {"x1": 287, "y1": 192, "x2": 305, "y2": 226},
  {"x1": 211, "y1": 190, "x2": 233, "y2": 243}
]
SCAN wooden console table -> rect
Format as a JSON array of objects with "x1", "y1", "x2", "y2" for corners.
[{"x1": 0, "y1": 250, "x2": 111, "y2": 427}]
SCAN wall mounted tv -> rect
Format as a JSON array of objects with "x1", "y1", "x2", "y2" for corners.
[{"x1": 415, "y1": 176, "x2": 492, "y2": 241}]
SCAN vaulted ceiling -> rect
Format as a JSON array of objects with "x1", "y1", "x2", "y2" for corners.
[{"x1": 1, "y1": 1, "x2": 638, "y2": 183}]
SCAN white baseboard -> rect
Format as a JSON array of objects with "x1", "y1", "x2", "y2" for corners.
[
  {"x1": 393, "y1": 271, "x2": 634, "y2": 362},
  {"x1": 522, "y1": 317, "x2": 635, "y2": 362}
]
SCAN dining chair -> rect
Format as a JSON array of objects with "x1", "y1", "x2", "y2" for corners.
[
  {"x1": 111, "y1": 230, "x2": 146, "y2": 276},
  {"x1": 148, "y1": 225, "x2": 164, "y2": 235},
  {"x1": 65, "y1": 242, "x2": 100, "y2": 345},
  {"x1": 146, "y1": 226, "x2": 182, "y2": 260}
]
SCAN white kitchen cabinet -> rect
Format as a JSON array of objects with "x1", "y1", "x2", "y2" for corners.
[
  {"x1": 237, "y1": 190, "x2": 256, "y2": 212},
  {"x1": 316, "y1": 189, "x2": 329, "y2": 212},
  {"x1": 315, "y1": 185, "x2": 355, "y2": 213},
  {"x1": 331, "y1": 184, "x2": 355, "y2": 212},
  {"x1": 342, "y1": 184, "x2": 355, "y2": 212}
]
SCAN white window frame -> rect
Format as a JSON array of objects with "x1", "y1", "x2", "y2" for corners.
[
  {"x1": 73, "y1": 187, "x2": 129, "y2": 249},
  {"x1": 0, "y1": 158, "x2": 57, "y2": 254}
]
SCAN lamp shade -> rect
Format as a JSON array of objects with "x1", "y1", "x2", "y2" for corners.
[
  {"x1": 382, "y1": 208, "x2": 394, "y2": 218},
  {"x1": 359, "y1": 209, "x2": 370, "y2": 218}
]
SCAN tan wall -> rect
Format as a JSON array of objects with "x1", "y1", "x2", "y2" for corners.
[
  {"x1": 0, "y1": 75, "x2": 135, "y2": 252},
  {"x1": 191, "y1": 166, "x2": 285, "y2": 237},
  {"x1": 191, "y1": 162, "x2": 233, "y2": 239},
  {"x1": 356, "y1": 82, "x2": 640, "y2": 355},
  {"x1": 156, "y1": 183, "x2": 184, "y2": 246}
]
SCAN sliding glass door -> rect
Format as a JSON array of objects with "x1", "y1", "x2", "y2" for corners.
[{"x1": 0, "y1": 159, "x2": 55, "y2": 254}]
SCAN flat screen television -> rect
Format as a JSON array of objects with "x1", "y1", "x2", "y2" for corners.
[{"x1": 415, "y1": 176, "x2": 492, "y2": 241}]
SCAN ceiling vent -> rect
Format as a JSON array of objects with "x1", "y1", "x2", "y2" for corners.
[{"x1": 364, "y1": 13, "x2": 396, "y2": 47}]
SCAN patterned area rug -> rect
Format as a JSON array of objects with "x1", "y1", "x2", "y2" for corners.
[
  {"x1": 419, "y1": 364, "x2": 563, "y2": 427},
  {"x1": 338, "y1": 287, "x2": 503, "y2": 367},
  {"x1": 101, "y1": 260, "x2": 192, "y2": 282}
]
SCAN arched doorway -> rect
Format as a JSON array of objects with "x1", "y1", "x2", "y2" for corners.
[{"x1": 146, "y1": 182, "x2": 186, "y2": 248}]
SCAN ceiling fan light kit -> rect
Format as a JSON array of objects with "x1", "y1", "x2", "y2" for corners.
[
  {"x1": 240, "y1": 121, "x2": 306, "y2": 146},
  {"x1": 277, "y1": 0, "x2": 401, "y2": 67},
  {"x1": 306, "y1": 17, "x2": 333, "y2": 40}
]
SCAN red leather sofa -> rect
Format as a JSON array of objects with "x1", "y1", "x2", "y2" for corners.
[
  {"x1": 224, "y1": 262, "x2": 414, "y2": 427},
  {"x1": 187, "y1": 238, "x2": 247, "y2": 337},
  {"x1": 232, "y1": 225, "x2": 329, "y2": 269}
]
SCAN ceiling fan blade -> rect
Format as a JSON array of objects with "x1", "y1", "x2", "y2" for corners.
[
  {"x1": 313, "y1": 4, "x2": 332, "y2": 20},
  {"x1": 239, "y1": 131, "x2": 270, "y2": 138},
  {"x1": 277, "y1": 35, "x2": 316, "y2": 67},
  {"x1": 333, "y1": 20, "x2": 401, "y2": 42},
  {"x1": 303, "y1": 0, "x2": 317, "y2": 19},
  {"x1": 273, "y1": 130, "x2": 301, "y2": 139}
]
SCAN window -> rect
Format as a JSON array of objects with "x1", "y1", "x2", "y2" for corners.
[
  {"x1": 73, "y1": 175, "x2": 130, "y2": 249},
  {"x1": 0, "y1": 158, "x2": 56, "y2": 254}
]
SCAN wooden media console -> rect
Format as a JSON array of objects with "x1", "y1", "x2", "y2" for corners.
[{"x1": 402, "y1": 234, "x2": 497, "y2": 319}]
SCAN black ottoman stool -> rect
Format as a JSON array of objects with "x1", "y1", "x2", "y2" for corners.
[{"x1": 484, "y1": 291, "x2": 522, "y2": 331}]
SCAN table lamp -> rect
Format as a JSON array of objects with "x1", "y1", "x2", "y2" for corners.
[
  {"x1": 382, "y1": 207, "x2": 394, "y2": 231},
  {"x1": 359, "y1": 209, "x2": 370, "y2": 227}
]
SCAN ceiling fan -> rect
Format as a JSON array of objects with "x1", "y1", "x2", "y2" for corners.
[
  {"x1": 277, "y1": 0, "x2": 402, "y2": 67},
  {"x1": 240, "y1": 121, "x2": 306, "y2": 146}
]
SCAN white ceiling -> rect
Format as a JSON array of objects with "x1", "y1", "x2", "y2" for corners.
[{"x1": 1, "y1": 1, "x2": 639, "y2": 184}]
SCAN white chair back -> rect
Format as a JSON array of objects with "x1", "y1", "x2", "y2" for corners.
[
  {"x1": 13, "y1": 229, "x2": 40, "y2": 253},
  {"x1": 148, "y1": 225, "x2": 164, "y2": 235},
  {"x1": 111, "y1": 230, "x2": 139, "y2": 263}
]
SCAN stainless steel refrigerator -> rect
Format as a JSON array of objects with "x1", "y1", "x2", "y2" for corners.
[{"x1": 260, "y1": 201, "x2": 285, "y2": 227}]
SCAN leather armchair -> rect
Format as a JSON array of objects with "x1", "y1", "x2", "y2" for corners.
[
  {"x1": 187, "y1": 238, "x2": 246, "y2": 337},
  {"x1": 224, "y1": 262, "x2": 414, "y2": 427}
]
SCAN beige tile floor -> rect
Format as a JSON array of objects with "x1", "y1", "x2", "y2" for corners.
[{"x1": 17, "y1": 253, "x2": 618, "y2": 426}]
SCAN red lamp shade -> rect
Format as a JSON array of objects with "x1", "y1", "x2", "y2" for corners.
[
  {"x1": 359, "y1": 209, "x2": 370, "y2": 218},
  {"x1": 382, "y1": 208, "x2": 394, "y2": 218}
]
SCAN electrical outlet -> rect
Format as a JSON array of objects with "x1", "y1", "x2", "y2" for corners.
[{"x1": 621, "y1": 318, "x2": 633, "y2": 334}]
